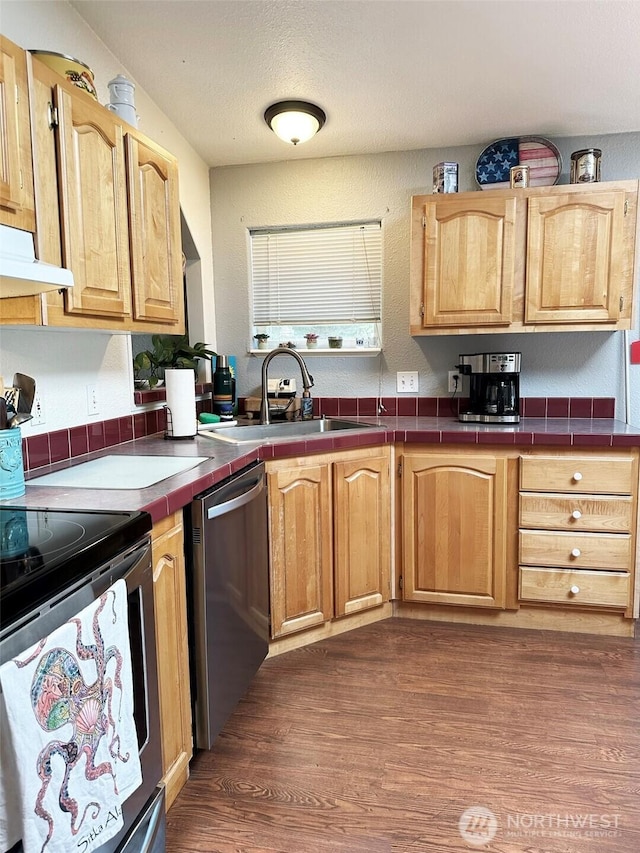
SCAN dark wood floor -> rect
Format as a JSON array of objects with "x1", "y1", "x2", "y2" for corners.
[{"x1": 166, "y1": 618, "x2": 640, "y2": 852}]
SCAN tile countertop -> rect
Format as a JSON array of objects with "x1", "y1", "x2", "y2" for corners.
[{"x1": 11, "y1": 416, "x2": 640, "y2": 524}]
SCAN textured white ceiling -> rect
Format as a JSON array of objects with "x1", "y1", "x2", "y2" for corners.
[{"x1": 70, "y1": 0, "x2": 640, "y2": 168}]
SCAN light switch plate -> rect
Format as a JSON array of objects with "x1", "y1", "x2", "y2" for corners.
[{"x1": 397, "y1": 371, "x2": 419, "y2": 393}]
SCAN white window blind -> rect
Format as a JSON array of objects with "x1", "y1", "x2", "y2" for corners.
[{"x1": 251, "y1": 221, "x2": 382, "y2": 326}]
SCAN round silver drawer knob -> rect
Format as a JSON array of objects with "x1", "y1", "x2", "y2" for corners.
[
  {"x1": 571, "y1": 510, "x2": 582, "y2": 519},
  {"x1": 572, "y1": 472, "x2": 583, "y2": 482},
  {"x1": 570, "y1": 585, "x2": 580, "y2": 595},
  {"x1": 571, "y1": 548, "x2": 581, "y2": 558}
]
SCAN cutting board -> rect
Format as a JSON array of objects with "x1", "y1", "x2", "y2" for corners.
[{"x1": 27, "y1": 455, "x2": 208, "y2": 490}]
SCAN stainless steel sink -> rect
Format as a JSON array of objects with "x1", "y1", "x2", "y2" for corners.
[{"x1": 199, "y1": 417, "x2": 375, "y2": 444}]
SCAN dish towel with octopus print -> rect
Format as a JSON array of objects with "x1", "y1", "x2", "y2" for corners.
[{"x1": 0, "y1": 579, "x2": 142, "y2": 853}]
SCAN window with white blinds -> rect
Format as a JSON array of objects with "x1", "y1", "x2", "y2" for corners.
[{"x1": 250, "y1": 221, "x2": 382, "y2": 330}]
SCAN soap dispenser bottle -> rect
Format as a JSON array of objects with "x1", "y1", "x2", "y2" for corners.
[{"x1": 301, "y1": 389, "x2": 313, "y2": 420}]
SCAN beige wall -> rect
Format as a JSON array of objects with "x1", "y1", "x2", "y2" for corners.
[{"x1": 210, "y1": 133, "x2": 640, "y2": 424}]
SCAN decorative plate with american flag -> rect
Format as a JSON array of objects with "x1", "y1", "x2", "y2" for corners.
[{"x1": 475, "y1": 136, "x2": 562, "y2": 189}]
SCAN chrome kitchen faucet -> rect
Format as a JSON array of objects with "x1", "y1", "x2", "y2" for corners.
[{"x1": 260, "y1": 347, "x2": 314, "y2": 424}]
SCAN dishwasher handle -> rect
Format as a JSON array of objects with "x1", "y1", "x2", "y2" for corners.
[{"x1": 206, "y1": 477, "x2": 265, "y2": 519}]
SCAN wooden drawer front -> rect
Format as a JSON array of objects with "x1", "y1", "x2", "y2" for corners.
[
  {"x1": 519, "y1": 530, "x2": 631, "y2": 570},
  {"x1": 520, "y1": 456, "x2": 634, "y2": 494},
  {"x1": 520, "y1": 567, "x2": 629, "y2": 608},
  {"x1": 519, "y1": 493, "x2": 634, "y2": 533}
]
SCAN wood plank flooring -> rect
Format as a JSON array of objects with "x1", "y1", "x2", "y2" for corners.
[{"x1": 166, "y1": 618, "x2": 640, "y2": 852}]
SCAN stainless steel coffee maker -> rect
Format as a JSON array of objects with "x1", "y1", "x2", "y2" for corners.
[{"x1": 457, "y1": 352, "x2": 521, "y2": 424}]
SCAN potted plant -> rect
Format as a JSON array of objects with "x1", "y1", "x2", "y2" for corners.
[
  {"x1": 254, "y1": 333, "x2": 270, "y2": 350},
  {"x1": 133, "y1": 334, "x2": 216, "y2": 388},
  {"x1": 304, "y1": 333, "x2": 319, "y2": 348},
  {"x1": 328, "y1": 336, "x2": 343, "y2": 349}
]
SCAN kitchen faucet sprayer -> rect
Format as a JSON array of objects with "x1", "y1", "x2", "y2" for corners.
[{"x1": 260, "y1": 347, "x2": 314, "y2": 424}]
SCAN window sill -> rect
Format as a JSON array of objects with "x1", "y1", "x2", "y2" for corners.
[{"x1": 249, "y1": 348, "x2": 381, "y2": 357}]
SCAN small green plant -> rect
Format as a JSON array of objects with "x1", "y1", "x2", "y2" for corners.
[{"x1": 133, "y1": 335, "x2": 216, "y2": 387}]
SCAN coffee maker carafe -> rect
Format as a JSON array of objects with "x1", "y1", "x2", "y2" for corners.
[{"x1": 457, "y1": 352, "x2": 521, "y2": 424}]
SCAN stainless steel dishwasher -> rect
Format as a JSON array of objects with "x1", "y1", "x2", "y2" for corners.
[{"x1": 189, "y1": 461, "x2": 270, "y2": 750}]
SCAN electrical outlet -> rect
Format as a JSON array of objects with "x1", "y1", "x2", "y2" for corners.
[
  {"x1": 396, "y1": 371, "x2": 419, "y2": 393},
  {"x1": 86, "y1": 384, "x2": 99, "y2": 416},
  {"x1": 448, "y1": 371, "x2": 460, "y2": 393},
  {"x1": 32, "y1": 393, "x2": 45, "y2": 425}
]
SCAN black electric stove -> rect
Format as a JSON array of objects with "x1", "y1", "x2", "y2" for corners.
[{"x1": 0, "y1": 506, "x2": 152, "y2": 631}]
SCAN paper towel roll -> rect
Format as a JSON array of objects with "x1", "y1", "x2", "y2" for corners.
[{"x1": 164, "y1": 369, "x2": 196, "y2": 438}]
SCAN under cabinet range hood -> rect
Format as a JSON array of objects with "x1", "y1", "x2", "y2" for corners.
[{"x1": 0, "y1": 224, "x2": 74, "y2": 297}]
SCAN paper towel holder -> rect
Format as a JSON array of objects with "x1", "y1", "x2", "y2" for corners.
[{"x1": 164, "y1": 404, "x2": 197, "y2": 440}]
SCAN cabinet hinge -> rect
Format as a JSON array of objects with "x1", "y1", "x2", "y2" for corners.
[
  {"x1": 399, "y1": 575, "x2": 403, "y2": 590},
  {"x1": 14, "y1": 83, "x2": 20, "y2": 106},
  {"x1": 419, "y1": 302, "x2": 425, "y2": 318},
  {"x1": 624, "y1": 200, "x2": 629, "y2": 216},
  {"x1": 620, "y1": 296, "x2": 624, "y2": 312},
  {"x1": 19, "y1": 169, "x2": 23, "y2": 190},
  {"x1": 397, "y1": 460, "x2": 403, "y2": 477},
  {"x1": 422, "y1": 215, "x2": 426, "y2": 229},
  {"x1": 47, "y1": 102, "x2": 59, "y2": 129}
]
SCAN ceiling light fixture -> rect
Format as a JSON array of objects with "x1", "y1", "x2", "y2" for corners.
[{"x1": 264, "y1": 100, "x2": 326, "y2": 145}]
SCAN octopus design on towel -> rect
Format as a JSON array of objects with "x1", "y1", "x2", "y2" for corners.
[{"x1": 15, "y1": 589, "x2": 131, "y2": 851}]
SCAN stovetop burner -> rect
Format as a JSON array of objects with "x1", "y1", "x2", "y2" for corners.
[{"x1": 0, "y1": 506, "x2": 152, "y2": 631}]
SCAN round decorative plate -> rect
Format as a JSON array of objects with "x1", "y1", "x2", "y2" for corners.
[{"x1": 475, "y1": 136, "x2": 562, "y2": 189}]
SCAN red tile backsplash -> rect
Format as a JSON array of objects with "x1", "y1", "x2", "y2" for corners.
[
  {"x1": 48, "y1": 430, "x2": 70, "y2": 464},
  {"x1": 69, "y1": 425, "x2": 89, "y2": 458},
  {"x1": 417, "y1": 397, "x2": 438, "y2": 417},
  {"x1": 337, "y1": 398, "x2": 358, "y2": 417},
  {"x1": 546, "y1": 398, "x2": 569, "y2": 418},
  {"x1": 592, "y1": 398, "x2": 615, "y2": 418},
  {"x1": 398, "y1": 397, "x2": 417, "y2": 417},
  {"x1": 522, "y1": 397, "x2": 547, "y2": 417},
  {"x1": 358, "y1": 398, "x2": 378, "y2": 416},
  {"x1": 20, "y1": 396, "x2": 619, "y2": 472},
  {"x1": 104, "y1": 418, "x2": 121, "y2": 448},
  {"x1": 88, "y1": 422, "x2": 106, "y2": 452},
  {"x1": 26, "y1": 434, "x2": 49, "y2": 469},
  {"x1": 569, "y1": 398, "x2": 593, "y2": 418}
]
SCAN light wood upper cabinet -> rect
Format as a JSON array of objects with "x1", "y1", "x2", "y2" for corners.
[
  {"x1": 420, "y1": 194, "x2": 518, "y2": 328},
  {"x1": 0, "y1": 36, "x2": 35, "y2": 231},
  {"x1": 402, "y1": 452, "x2": 509, "y2": 608},
  {"x1": 411, "y1": 181, "x2": 638, "y2": 335},
  {"x1": 152, "y1": 512, "x2": 192, "y2": 811},
  {"x1": 0, "y1": 50, "x2": 184, "y2": 333},
  {"x1": 127, "y1": 134, "x2": 183, "y2": 325},
  {"x1": 56, "y1": 83, "x2": 132, "y2": 318},
  {"x1": 333, "y1": 452, "x2": 391, "y2": 617},
  {"x1": 525, "y1": 189, "x2": 626, "y2": 324}
]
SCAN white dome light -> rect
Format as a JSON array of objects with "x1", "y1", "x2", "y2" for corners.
[{"x1": 264, "y1": 100, "x2": 326, "y2": 145}]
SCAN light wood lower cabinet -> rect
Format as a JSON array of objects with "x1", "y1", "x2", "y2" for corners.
[
  {"x1": 267, "y1": 447, "x2": 391, "y2": 638},
  {"x1": 402, "y1": 450, "x2": 510, "y2": 608},
  {"x1": 334, "y1": 452, "x2": 391, "y2": 616},
  {"x1": 518, "y1": 450, "x2": 639, "y2": 617},
  {"x1": 152, "y1": 512, "x2": 192, "y2": 810}
]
